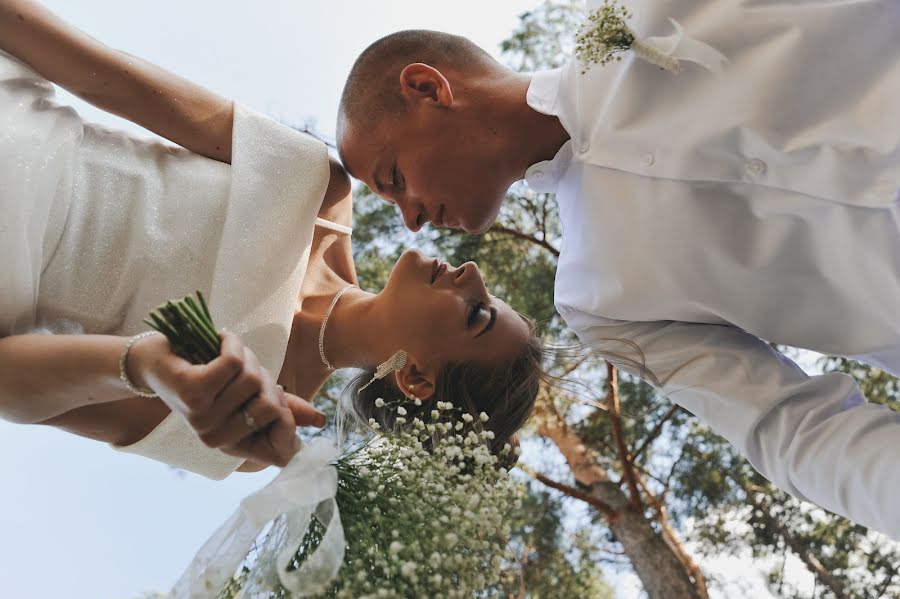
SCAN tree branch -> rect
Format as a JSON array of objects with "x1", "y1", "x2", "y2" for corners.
[
  {"x1": 607, "y1": 363, "x2": 642, "y2": 511},
  {"x1": 744, "y1": 491, "x2": 850, "y2": 599},
  {"x1": 489, "y1": 224, "x2": 560, "y2": 257},
  {"x1": 636, "y1": 472, "x2": 710, "y2": 599},
  {"x1": 631, "y1": 404, "x2": 681, "y2": 464},
  {"x1": 526, "y1": 468, "x2": 619, "y2": 522}
]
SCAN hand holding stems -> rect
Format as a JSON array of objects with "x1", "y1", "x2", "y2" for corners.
[{"x1": 126, "y1": 294, "x2": 325, "y2": 468}]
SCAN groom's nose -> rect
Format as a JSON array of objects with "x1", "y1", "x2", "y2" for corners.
[
  {"x1": 378, "y1": 186, "x2": 426, "y2": 232},
  {"x1": 397, "y1": 199, "x2": 426, "y2": 232}
]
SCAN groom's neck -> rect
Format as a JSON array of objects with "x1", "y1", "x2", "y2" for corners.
[{"x1": 485, "y1": 71, "x2": 570, "y2": 182}]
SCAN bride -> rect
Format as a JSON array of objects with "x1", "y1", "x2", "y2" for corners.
[{"x1": 0, "y1": 0, "x2": 542, "y2": 478}]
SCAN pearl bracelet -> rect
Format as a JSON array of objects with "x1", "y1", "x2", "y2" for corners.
[{"x1": 119, "y1": 331, "x2": 160, "y2": 398}]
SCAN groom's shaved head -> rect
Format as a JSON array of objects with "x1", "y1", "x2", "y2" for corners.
[{"x1": 339, "y1": 29, "x2": 495, "y2": 123}]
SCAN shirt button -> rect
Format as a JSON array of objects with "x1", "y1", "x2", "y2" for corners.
[
  {"x1": 640, "y1": 153, "x2": 655, "y2": 167},
  {"x1": 747, "y1": 158, "x2": 767, "y2": 175},
  {"x1": 579, "y1": 141, "x2": 590, "y2": 153},
  {"x1": 532, "y1": 170, "x2": 545, "y2": 179}
]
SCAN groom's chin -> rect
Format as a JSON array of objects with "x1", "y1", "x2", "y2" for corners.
[{"x1": 463, "y1": 219, "x2": 494, "y2": 235}]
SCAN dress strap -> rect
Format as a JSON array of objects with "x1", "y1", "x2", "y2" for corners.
[{"x1": 315, "y1": 217, "x2": 352, "y2": 236}]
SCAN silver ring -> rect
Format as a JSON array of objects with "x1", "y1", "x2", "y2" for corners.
[{"x1": 241, "y1": 406, "x2": 258, "y2": 432}]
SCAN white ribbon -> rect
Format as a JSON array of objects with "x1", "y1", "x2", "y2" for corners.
[
  {"x1": 633, "y1": 19, "x2": 728, "y2": 75},
  {"x1": 171, "y1": 437, "x2": 345, "y2": 598}
]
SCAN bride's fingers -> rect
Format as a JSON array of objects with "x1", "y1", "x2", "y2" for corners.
[
  {"x1": 199, "y1": 331, "x2": 247, "y2": 394},
  {"x1": 216, "y1": 344, "x2": 264, "y2": 402},
  {"x1": 224, "y1": 407, "x2": 299, "y2": 467},
  {"x1": 266, "y1": 409, "x2": 303, "y2": 466},
  {"x1": 281, "y1": 392, "x2": 327, "y2": 428},
  {"x1": 196, "y1": 347, "x2": 269, "y2": 433},
  {"x1": 198, "y1": 393, "x2": 279, "y2": 449}
]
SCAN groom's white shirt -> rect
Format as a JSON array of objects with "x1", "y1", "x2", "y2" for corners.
[{"x1": 524, "y1": 0, "x2": 900, "y2": 537}]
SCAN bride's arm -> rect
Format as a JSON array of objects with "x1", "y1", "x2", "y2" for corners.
[
  {"x1": 1, "y1": 332, "x2": 325, "y2": 468},
  {"x1": 0, "y1": 333, "x2": 161, "y2": 425},
  {"x1": 0, "y1": 0, "x2": 234, "y2": 163}
]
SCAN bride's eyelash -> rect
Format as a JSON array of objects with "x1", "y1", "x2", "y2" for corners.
[{"x1": 467, "y1": 302, "x2": 484, "y2": 327}]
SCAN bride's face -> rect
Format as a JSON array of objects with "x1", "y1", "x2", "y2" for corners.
[{"x1": 377, "y1": 250, "x2": 530, "y2": 373}]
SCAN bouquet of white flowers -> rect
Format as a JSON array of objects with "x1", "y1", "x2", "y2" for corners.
[{"x1": 147, "y1": 294, "x2": 523, "y2": 599}]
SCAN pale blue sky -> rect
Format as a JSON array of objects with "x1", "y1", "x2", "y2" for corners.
[{"x1": 0, "y1": 2, "x2": 830, "y2": 598}]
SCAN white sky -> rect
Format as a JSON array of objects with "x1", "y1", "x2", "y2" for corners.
[{"x1": 0, "y1": 2, "x2": 834, "y2": 598}]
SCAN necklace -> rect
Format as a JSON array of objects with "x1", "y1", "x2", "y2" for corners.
[{"x1": 318, "y1": 284, "x2": 357, "y2": 371}]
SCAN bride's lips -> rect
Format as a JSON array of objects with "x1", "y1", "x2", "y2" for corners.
[{"x1": 430, "y1": 259, "x2": 448, "y2": 284}]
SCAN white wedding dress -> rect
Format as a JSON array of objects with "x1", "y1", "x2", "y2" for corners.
[{"x1": 0, "y1": 50, "x2": 349, "y2": 479}]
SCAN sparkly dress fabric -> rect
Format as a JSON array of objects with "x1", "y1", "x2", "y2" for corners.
[{"x1": 0, "y1": 50, "x2": 331, "y2": 479}]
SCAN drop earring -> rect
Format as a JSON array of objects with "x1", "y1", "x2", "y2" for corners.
[{"x1": 358, "y1": 350, "x2": 408, "y2": 393}]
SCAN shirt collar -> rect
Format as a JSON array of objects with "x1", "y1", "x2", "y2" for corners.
[
  {"x1": 524, "y1": 67, "x2": 569, "y2": 193},
  {"x1": 524, "y1": 140, "x2": 573, "y2": 194},
  {"x1": 526, "y1": 67, "x2": 564, "y2": 117}
]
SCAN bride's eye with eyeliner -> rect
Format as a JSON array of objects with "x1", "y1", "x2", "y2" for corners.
[{"x1": 467, "y1": 302, "x2": 485, "y2": 327}]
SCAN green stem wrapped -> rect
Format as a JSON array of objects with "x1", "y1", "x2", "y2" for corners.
[{"x1": 144, "y1": 291, "x2": 221, "y2": 365}]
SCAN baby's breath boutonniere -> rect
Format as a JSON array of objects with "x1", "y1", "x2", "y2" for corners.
[{"x1": 575, "y1": 0, "x2": 727, "y2": 75}]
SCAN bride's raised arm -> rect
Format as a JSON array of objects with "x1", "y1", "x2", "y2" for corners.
[{"x1": 0, "y1": 0, "x2": 234, "y2": 162}]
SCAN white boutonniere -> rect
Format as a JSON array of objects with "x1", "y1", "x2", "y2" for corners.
[{"x1": 575, "y1": 0, "x2": 727, "y2": 75}]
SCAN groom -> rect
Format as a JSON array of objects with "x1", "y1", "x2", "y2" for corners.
[{"x1": 336, "y1": 2, "x2": 900, "y2": 538}]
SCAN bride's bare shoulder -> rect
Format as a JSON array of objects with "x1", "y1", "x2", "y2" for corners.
[
  {"x1": 317, "y1": 155, "x2": 352, "y2": 226},
  {"x1": 327, "y1": 156, "x2": 351, "y2": 201}
]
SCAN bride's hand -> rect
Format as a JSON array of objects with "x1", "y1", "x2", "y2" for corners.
[{"x1": 129, "y1": 331, "x2": 325, "y2": 467}]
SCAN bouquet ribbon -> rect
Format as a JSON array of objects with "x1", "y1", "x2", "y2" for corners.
[
  {"x1": 171, "y1": 437, "x2": 345, "y2": 598},
  {"x1": 636, "y1": 19, "x2": 728, "y2": 75}
]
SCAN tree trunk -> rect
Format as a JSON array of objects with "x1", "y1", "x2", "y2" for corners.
[
  {"x1": 538, "y1": 419, "x2": 703, "y2": 599},
  {"x1": 607, "y1": 496, "x2": 704, "y2": 599},
  {"x1": 658, "y1": 504, "x2": 710, "y2": 599}
]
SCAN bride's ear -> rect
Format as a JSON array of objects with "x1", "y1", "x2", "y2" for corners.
[{"x1": 393, "y1": 356, "x2": 437, "y2": 402}]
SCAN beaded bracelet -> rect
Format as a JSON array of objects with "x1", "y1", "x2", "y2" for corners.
[{"x1": 119, "y1": 331, "x2": 160, "y2": 398}]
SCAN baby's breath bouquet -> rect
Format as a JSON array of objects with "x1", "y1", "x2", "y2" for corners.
[
  {"x1": 149, "y1": 293, "x2": 523, "y2": 599},
  {"x1": 226, "y1": 401, "x2": 523, "y2": 599}
]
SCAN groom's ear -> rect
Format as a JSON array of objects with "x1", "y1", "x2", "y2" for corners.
[
  {"x1": 393, "y1": 356, "x2": 437, "y2": 402},
  {"x1": 399, "y1": 63, "x2": 453, "y2": 108}
]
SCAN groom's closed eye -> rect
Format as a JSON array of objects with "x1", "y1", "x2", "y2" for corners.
[
  {"x1": 372, "y1": 163, "x2": 402, "y2": 198},
  {"x1": 390, "y1": 164, "x2": 404, "y2": 191}
]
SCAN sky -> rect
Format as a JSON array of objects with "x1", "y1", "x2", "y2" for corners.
[{"x1": 0, "y1": 2, "x2": 829, "y2": 598}]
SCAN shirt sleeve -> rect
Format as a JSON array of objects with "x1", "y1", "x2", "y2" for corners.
[{"x1": 576, "y1": 318, "x2": 900, "y2": 539}]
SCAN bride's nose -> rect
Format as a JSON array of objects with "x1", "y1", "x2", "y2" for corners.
[{"x1": 451, "y1": 262, "x2": 480, "y2": 287}]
